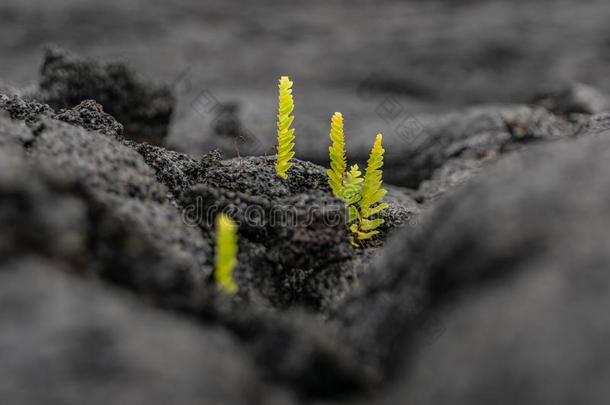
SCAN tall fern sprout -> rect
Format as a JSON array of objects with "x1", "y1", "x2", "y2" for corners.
[
  {"x1": 275, "y1": 76, "x2": 296, "y2": 179},
  {"x1": 327, "y1": 112, "x2": 346, "y2": 197},
  {"x1": 350, "y1": 134, "x2": 389, "y2": 245},
  {"x1": 214, "y1": 214, "x2": 239, "y2": 295}
]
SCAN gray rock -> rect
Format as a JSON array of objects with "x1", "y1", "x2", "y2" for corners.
[
  {"x1": 0, "y1": 110, "x2": 35, "y2": 147},
  {"x1": 575, "y1": 112, "x2": 610, "y2": 138},
  {"x1": 37, "y1": 46, "x2": 174, "y2": 145},
  {"x1": 411, "y1": 104, "x2": 610, "y2": 204},
  {"x1": 532, "y1": 82, "x2": 610, "y2": 116},
  {"x1": 30, "y1": 119, "x2": 211, "y2": 300},
  {"x1": 170, "y1": 101, "x2": 581, "y2": 198},
  {"x1": 346, "y1": 134, "x2": 610, "y2": 404},
  {"x1": 378, "y1": 105, "x2": 584, "y2": 203},
  {"x1": 415, "y1": 157, "x2": 488, "y2": 203},
  {"x1": 0, "y1": 93, "x2": 54, "y2": 126},
  {"x1": 179, "y1": 155, "x2": 417, "y2": 308},
  {"x1": 32, "y1": 119, "x2": 167, "y2": 202},
  {"x1": 88, "y1": 195, "x2": 212, "y2": 299},
  {"x1": 132, "y1": 142, "x2": 220, "y2": 201},
  {"x1": 0, "y1": 258, "x2": 286, "y2": 405},
  {"x1": 1, "y1": 93, "x2": 390, "y2": 397},
  {"x1": 0, "y1": 86, "x2": 423, "y2": 399},
  {"x1": 385, "y1": 105, "x2": 576, "y2": 189},
  {"x1": 380, "y1": 185, "x2": 421, "y2": 234},
  {"x1": 54, "y1": 99, "x2": 124, "y2": 139},
  {"x1": 0, "y1": 125, "x2": 88, "y2": 265},
  {"x1": 0, "y1": 94, "x2": 124, "y2": 142}
]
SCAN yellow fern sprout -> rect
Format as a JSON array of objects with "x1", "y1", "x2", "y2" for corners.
[
  {"x1": 214, "y1": 214, "x2": 239, "y2": 295},
  {"x1": 275, "y1": 76, "x2": 296, "y2": 179},
  {"x1": 342, "y1": 164, "x2": 363, "y2": 224},
  {"x1": 327, "y1": 112, "x2": 347, "y2": 197},
  {"x1": 350, "y1": 134, "x2": 389, "y2": 244}
]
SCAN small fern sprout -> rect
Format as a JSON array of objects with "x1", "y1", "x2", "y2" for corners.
[
  {"x1": 327, "y1": 112, "x2": 347, "y2": 197},
  {"x1": 342, "y1": 164, "x2": 363, "y2": 225},
  {"x1": 275, "y1": 76, "x2": 296, "y2": 179},
  {"x1": 214, "y1": 213, "x2": 239, "y2": 295},
  {"x1": 350, "y1": 134, "x2": 389, "y2": 244}
]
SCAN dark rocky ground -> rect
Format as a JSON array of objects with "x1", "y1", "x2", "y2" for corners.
[{"x1": 3, "y1": 1, "x2": 610, "y2": 403}]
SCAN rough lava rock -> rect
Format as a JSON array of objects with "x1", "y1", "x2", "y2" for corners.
[
  {"x1": 0, "y1": 109, "x2": 35, "y2": 147},
  {"x1": 0, "y1": 258, "x2": 289, "y2": 405},
  {"x1": 0, "y1": 93, "x2": 54, "y2": 126},
  {"x1": 0, "y1": 92, "x2": 416, "y2": 398},
  {"x1": 169, "y1": 88, "x2": 604, "y2": 197},
  {"x1": 532, "y1": 82, "x2": 610, "y2": 117},
  {"x1": 131, "y1": 142, "x2": 220, "y2": 201},
  {"x1": 337, "y1": 132, "x2": 610, "y2": 404},
  {"x1": 54, "y1": 99, "x2": 124, "y2": 139},
  {"x1": 1, "y1": 94, "x2": 123, "y2": 141},
  {"x1": 0, "y1": 123, "x2": 88, "y2": 266},
  {"x1": 5, "y1": 44, "x2": 610, "y2": 403},
  {"x1": 384, "y1": 105, "x2": 577, "y2": 190},
  {"x1": 29, "y1": 118, "x2": 212, "y2": 303},
  {"x1": 178, "y1": 155, "x2": 418, "y2": 309},
  {"x1": 409, "y1": 97, "x2": 610, "y2": 203},
  {"x1": 35, "y1": 46, "x2": 174, "y2": 145}
]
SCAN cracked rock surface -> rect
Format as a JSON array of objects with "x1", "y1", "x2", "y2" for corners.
[{"x1": 3, "y1": 46, "x2": 610, "y2": 404}]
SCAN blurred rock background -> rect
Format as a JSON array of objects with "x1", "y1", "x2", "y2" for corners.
[{"x1": 2, "y1": 0, "x2": 610, "y2": 161}]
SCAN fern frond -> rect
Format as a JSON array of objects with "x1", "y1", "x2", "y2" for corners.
[
  {"x1": 275, "y1": 76, "x2": 296, "y2": 179},
  {"x1": 350, "y1": 223, "x2": 379, "y2": 240},
  {"x1": 327, "y1": 112, "x2": 347, "y2": 197},
  {"x1": 359, "y1": 134, "x2": 387, "y2": 211},
  {"x1": 342, "y1": 164, "x2": 363, "y2": 223},
  {"x1": 350, "y1": 134, "x2": 388, "y2": 245},
  {"x1": 214, "y1": 214, "x2": 239, "y2": 295},
  {"x1": 361, "y1": 202, "x2": 389, "y2": 218}
]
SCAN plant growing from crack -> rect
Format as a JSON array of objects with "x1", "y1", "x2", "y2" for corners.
[
  {"x1": 342, "y1": 164, "x2": 364, "y2": 224},
  {"x1": 326, "y1": 111, "x2": 388, "y2": 245},
  {"x1": 271, "y1": 76, "x2": 387, "y2": 245},
  {"x1": 214, "y1": 213, "x2": 239, "y2": 294},
  {"x1": 275, "y1": 76, "x2": 296, "y2": 179},
  {"x1": 348, "y1": 134, "x2": 388, "y2": 245}
]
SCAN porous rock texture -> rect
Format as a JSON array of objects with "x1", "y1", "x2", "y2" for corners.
[
  {"x1": 0, "y1": 90, "x2": 416, "y2": 400},
  {"x1": 4, "y1": 48, "x2": 610, "y2": 404},
  {"x1": 0, "y1": 258, "x2": 288, "y2": 405},
  {"x1": 336, "y1": 125, "x2": 610, "y2": 405},
  {"x1": 380, "y1": 88, "x2": 609, "y2": 202},
  {"x1": 385, "y1": 105, "x2": 578, "y2": 190},
  {"x1": 32, "y1": 46, "x2": 174, "y2": 145},
  {"x1": 180, "y1": 82, "x2": 609, "y2": 202},
  {"x1": 0, "y1": 94, "x2": 122, "y2": 139}
]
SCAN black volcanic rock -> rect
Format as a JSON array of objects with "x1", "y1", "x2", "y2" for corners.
[
  {"x1": 0, "y1": 95, "x2": 123, "y2": 141},
  {"x1": 339, "y1": 132, "x2": 610, "y2": 404},
  {"x1": 37, "y1": 46, "x2": 174, "y2": 145},
  {"x1": 0, "y1": 93, "x2": 416, "y2": 398},
  {"x1": 54, "y1": 99, "x2": 124, "y2": 138},
  {"x1": 4, "y1": 42, "x2": 610, "y2": 402},
  {"x1": 0, "y1": 258, "x2": 288, "y2": 405}
]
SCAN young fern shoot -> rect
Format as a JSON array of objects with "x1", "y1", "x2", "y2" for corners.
[
  {"x1": 342, "y1": 164, "x2": 363, "y2": 225},
  {"x1": 214, "y1": 214, "x2": 239, "y2": 295},
  {"x1": 350, "y1": 134, "x2": 389, "y2": 244},
  {"x1": 327, "y1": 112, "x2": 347, "y2": 197},
  {"x1": 275, "y1": 76, "x2": 296, "y2": 179}
]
